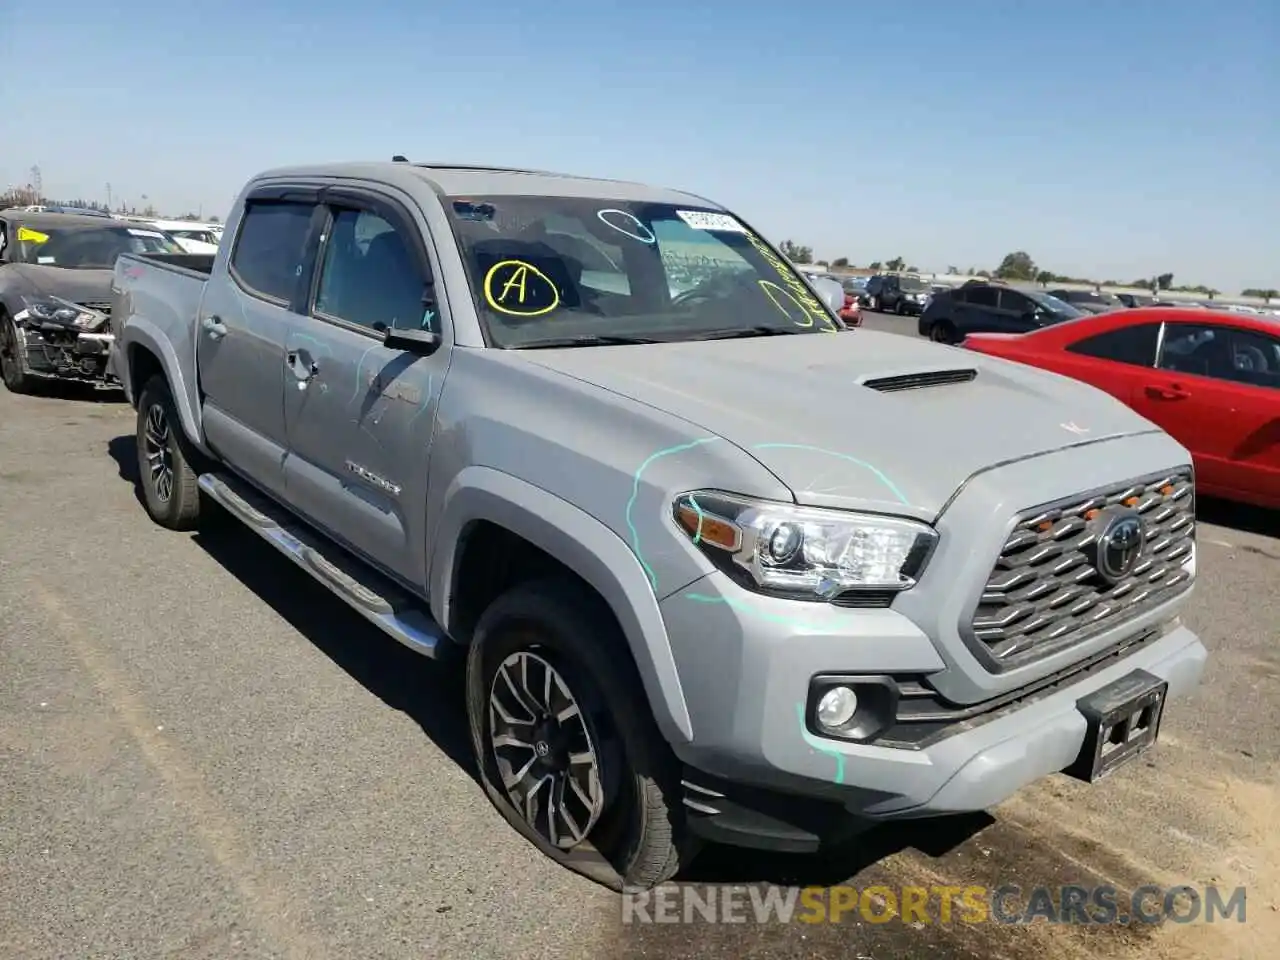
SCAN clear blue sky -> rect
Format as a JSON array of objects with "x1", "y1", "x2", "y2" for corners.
[{"x1": 3, "y1": 0, "x2": 1276, "y2": 292}]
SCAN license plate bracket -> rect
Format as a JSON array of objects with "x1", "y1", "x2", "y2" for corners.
[{"x1": 1065, "y1": 669, "x2": 1168, "y2": 783}]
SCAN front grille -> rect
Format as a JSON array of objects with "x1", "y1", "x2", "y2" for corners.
[{"x1": 967, "y1": 470, "x2": 1194, "y2": 671}]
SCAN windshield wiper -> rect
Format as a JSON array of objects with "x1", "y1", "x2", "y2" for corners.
[
  {"x1": 687, "y1": 325, "x2": 808, "y2": 341},
  {"x1": 508, "y1": 334, "x2": 666, "y2": 349}
]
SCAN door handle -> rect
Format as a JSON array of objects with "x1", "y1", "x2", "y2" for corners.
[
  {"x1": 201, "y1": 315, "x2": 227, "y2": 339},
  {"x1": 286, "y1": 351, "x2": 319, "y2": 384},
  {"x1": 1144, "y1": 384, "x2": 1190, "y2": 400}
]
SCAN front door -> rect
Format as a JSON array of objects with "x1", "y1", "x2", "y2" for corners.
[
  {"x1": 196, "y1": 190, "x2": 320, "y2": 498},
  {"x1": 1134, "y1": 321, "x2": 1280, "y2": 504},
  {"x1": 282, "y1": 191, "x2": 449, "y2": 584}
]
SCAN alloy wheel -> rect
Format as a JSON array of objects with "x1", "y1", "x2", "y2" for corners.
[
  {"x1": 143, "y1": 402, "x2": 175, "y2": 503},
  {"x1": 488, "y1": 649, "x2": 606, "y2": 850}
]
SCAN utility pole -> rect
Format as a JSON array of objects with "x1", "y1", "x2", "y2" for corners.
[{"x1": 106, "y1": 182, "x2": 113, "y2": 211}]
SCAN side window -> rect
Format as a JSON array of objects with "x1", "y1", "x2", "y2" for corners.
[
  {"x1": 315, "y1": 208, "x2": 429, "y2": 332},
  {"x1": 1067, "y1": 324, "x2": 1160, "y2": 366},
  {"x1": 966, "y1": 287, "x2": 999, "y2": 308},
  {"x1": 230, "y1": 200, "x2": 316, "y2": 302},
  {"x1": 998, "y1": 290, "x2": 1031, "y2": 313},
  {"x1": 0, "y1": 220, "x2": 8, "y2": 257},
  {"x1": 1161, "y1": 324, "x2": 1280, "y2": 387},
  {"x1": 1223, "y1": 329, "x2": 1280, "y2": 388}
]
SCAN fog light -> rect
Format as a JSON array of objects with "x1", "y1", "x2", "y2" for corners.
[{"x1": 816, "y1": 685, "x2": 858, "y2": 729}]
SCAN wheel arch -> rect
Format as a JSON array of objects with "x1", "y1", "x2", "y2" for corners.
[{"x1": 429, "y1": 466, "x2": 694, "y2": 745}]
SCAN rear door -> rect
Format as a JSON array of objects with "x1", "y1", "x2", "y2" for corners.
[
  {"x1": 281, "y1": 184, "x2": 449, "y2": 584},
  {"x1": 196, "y1": 187, "x2": 322, "y2": 497},
  {"x1": 953, "y1": 285, "x2": 1000, "y2": 334},
  {"x1": 1135, "y1": 321, "x2": 1280, "y2": 503}
]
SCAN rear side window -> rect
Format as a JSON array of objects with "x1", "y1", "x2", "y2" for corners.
[
  {"x1": 998, "y1": 290, "x2": 1031, "y2": 312},
  {"x1": 966, "y1": 287, "x2": 999, "y2": 308},
  {"x1": 1066, "y1": 324, "x2": 1160, "y2": 366},
  {"x1": 230, "y1": 200, "x2": 316, "y2": 303}
]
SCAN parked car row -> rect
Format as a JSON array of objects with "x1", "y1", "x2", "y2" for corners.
[{"x1": 2, "y1": 160, "x2": 1207, "y2": 897}]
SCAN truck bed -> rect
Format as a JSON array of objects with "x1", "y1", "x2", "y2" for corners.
[{"x1": 129, "y1": 251, "x2": 217, "y2": 278}]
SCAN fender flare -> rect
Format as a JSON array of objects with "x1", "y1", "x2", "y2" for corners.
[
  {"x1": 428, "y1": 465, "x2": 694, "y2": 745},
  {"x1": 120, "y1": 318, "x2": 209, "y2": 455}
]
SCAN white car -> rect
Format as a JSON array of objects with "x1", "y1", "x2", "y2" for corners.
[{"x1": 123, "y1": 218, "x2": 222, "y2": 253}]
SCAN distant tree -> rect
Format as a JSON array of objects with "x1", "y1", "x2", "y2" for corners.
[
  {"x1": 831, "y1": 257, "x2": 850, "y2": 268},
  {"x1": 869, "y1": 261, "x2": 883, "y2": 270},
  {"x1": 994, "y1": 251, "x2": 1037, "y2": 281},
  {"x1": 885, "y1": 256, "x2": 906, "y2": 272},
  {"x1": 976, "y1": 269, "x2": 992, "y2": 278},
  {"x1": 779, "y1": 240, "x2": 813, "y2": 264},
  {"x1": 1206, "y1": 289, "x2": 1219, "y2": 300},
  {"x1": 906, "y1": 265, "x2": 919, "y2": 273},
  {"x1": 816, "y1": 259, "x2": 828, "y2": 267},
  {"x1": 208, "y1": 214, "x2": 221, "y2": 223},
  {"x1": 1035, "y1": 270, "x2": 1056, "y2": 285},
  {"x1": 1242, "y1": 288, "x2": 1279, "y2": 301},
  {"x1": 946, "y1": 265, "x2": 960, "y2": 275}
]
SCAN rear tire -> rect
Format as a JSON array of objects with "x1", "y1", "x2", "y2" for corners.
[
  {"x1": 0, "y1": 314, "x2": 33, "y2": 394},
  {"x1": 466, "y1": 577, "x2": 698, "y2": 891},
  {"x1": 136, "y1": 374, "x2": 202, "y2": 530}
]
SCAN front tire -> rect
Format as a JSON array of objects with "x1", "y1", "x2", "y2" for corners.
[
  {"x1": 466, "y1": 578, "x2": 697, "y2": 891},
  {"x1": 930, "y1": 320, "x2": 958, "y2": 344},
  {"x1": 0, "y1": 314, "x2": 33, "y2": 394},
  {"x1": 136, "y1": 375, "x2": 202, "y2": 530}
]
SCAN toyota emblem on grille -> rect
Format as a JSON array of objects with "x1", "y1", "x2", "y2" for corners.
[{"x1": 1088, "y1": 507, "x2": 1146, "y2": 584}]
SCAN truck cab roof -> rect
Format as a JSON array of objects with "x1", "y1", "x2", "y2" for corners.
[{"x1": 247, "y1": 160, "x2": 719, "y2": 207}]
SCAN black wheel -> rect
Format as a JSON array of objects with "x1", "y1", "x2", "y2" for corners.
[
  {"x1": 930, "y1": 320, "x2": 958, "y2": 344},
  {"x1": 894, "y1": 300, "x2": 905, "y2": 315},
  {"x1": 136, "y1": 374, "x2": 202, "y2": 530},
  {"x1": 0, "y1": 314, "x2": 33, "y2": 393},
  {"x1": 466, "y1": 578, "x2": 698, "y2": 891}
]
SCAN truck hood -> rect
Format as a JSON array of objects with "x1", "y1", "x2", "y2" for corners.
[
  {"x1": 519, "y1": 330, "x2": 1162, "y2": 519},
  {"x1": 4, "y1": 264, "x2": 114, "y2": 303}
]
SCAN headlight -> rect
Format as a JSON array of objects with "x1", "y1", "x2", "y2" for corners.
[
  {"x1": 21, "y1": 295, "x2": 106, "y2": 329},
  {"x1": 672, "y1": 490, "x2": 938, "y2": 600}
]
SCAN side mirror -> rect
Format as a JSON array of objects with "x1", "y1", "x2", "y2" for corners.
[
  {"x1": 383, "y1": 325, "x2": 441, "y2": 355},
  {"x1": 810, "y1": 277, "x2": 845, "y2": 314}
]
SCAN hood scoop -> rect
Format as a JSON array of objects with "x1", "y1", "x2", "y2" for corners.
[{"x1": 860, "y1": 368, "x2": 978, "y2": 392}]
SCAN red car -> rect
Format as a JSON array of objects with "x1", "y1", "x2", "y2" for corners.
[
  {"x1": 961, "y1": 307, "x2": 1280, "y2": 509},
  {"x1": 839, "y1": 291, "x2": 862, "y2": 327}
]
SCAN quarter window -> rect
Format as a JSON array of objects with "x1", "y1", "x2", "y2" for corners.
[
  {"x1": 1067, "y1": 324, "x2": 1160, "y2": 366},
  {"x1": 230, "y1": 200, "x2": 315, "y2": 302},
  {"x1": 315, "y1": 209, "x2": 429, "y2": 332}
]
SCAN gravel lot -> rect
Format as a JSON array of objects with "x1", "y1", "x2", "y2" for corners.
[{"x1": 2, "y1": 318, "x2": 1277, "y2": 959}]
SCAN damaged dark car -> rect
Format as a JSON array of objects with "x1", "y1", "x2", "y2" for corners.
[{"x1": 0, "y1": 211, "x2": 184, "y2": 392}]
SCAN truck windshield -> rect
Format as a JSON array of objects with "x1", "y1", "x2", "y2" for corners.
[
  {"x1": 444, "y1": 195, "x2": 841, "y2": 347},
  {"x1": 13, "y1": 224, "x2": 184, "y2": 269}
]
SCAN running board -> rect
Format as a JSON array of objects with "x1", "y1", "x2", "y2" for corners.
[{"x1": 197, "y1": 473, "x2": 446, "y2": 659}]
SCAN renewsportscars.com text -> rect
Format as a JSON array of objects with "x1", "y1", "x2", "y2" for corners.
[{"x1": 621, "y1": 883, "x2": 1248, "y2": 926}]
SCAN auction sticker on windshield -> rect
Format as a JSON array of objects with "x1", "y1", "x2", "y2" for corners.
[
  {"x1": 676, "y1": 210, "x2": 746, "y2": 233},
  {"x1": 17, "y1": 227, "x2": 48, "y2": 243}
]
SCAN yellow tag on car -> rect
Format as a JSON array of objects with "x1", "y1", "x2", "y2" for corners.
[{"x1": 17, "y1": 227, "x2": 49, "y2": 243}]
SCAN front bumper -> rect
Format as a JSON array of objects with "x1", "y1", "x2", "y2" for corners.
[
  {"x1": 9, "y1": 317, "x2": 116, "y2": 382},
  {"x1": 658, "y1": 572, "x2": 1205, "y2": 851}
]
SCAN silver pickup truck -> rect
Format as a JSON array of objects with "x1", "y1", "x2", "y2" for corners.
[{"x1": 109, "y1": 160, "x2": 1206, "y2": 891}]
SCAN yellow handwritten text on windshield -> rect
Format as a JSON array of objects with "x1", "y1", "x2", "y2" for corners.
[
  {"x1": 743, "y1": 232, "x2": 840, "y2": 331},
  {"x1": 483, "y1": 259, "x2": 561, "y2": 317}
]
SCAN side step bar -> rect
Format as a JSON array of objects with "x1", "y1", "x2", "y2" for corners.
[{"x1": 197, "y1": 473, "x2": 447, "y2": 659}]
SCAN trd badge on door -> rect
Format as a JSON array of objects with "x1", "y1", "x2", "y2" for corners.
[{"x1": 345, "y1": 460, "x2": 402, "y2": 497}]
